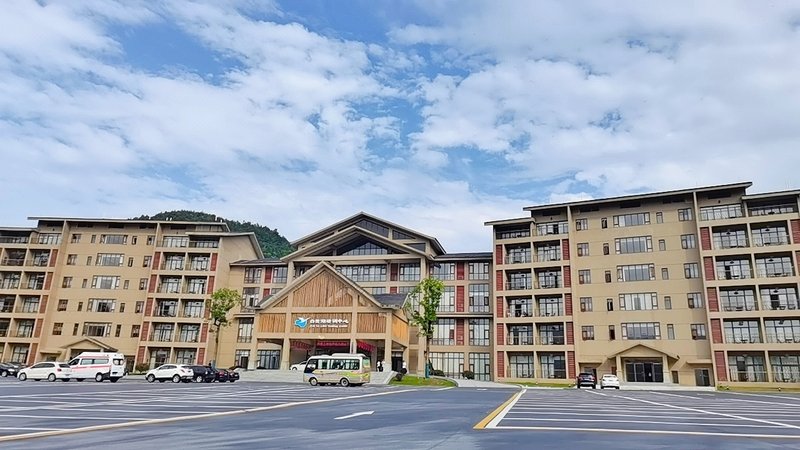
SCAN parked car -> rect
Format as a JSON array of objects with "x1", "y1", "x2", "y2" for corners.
[
  {"x1": 576, "y1": 372, "x2": 596, "y2": 389},
  {"x1": 18, "y1": 362, "x2": 72, "y2": 382},
  {"x1": 187, "y1": 365, "x2": 216, "y2": 383},
  {"x1": 290, "y1": 361, "x2": 308, "y2": 371},
  {"x1": 0, "y1": 362, "x2": 23, "y2": 378},
  {"x1": 145, "y1": 364, "x2": 194, "y2": 383},
  {"x1": 228, "y1": 369, "x2": 240, "y2": 382},
  {"x1": 209, "y1": 368, "x2": 238, "y2": 383},
  {"x1": 600, "y1": 374, "x2": 621, "y2": 389}
]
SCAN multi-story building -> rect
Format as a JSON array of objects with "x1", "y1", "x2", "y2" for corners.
[
  {"x1": 489, "y1": 181, "x2": 800, "y2": 387},
  {"x1": 2, "y1": 181, "x2": 799, "y2": 388}
]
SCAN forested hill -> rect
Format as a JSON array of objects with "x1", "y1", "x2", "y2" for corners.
[{"x1": 132, "y1": 210, "x2": 294, "y2": 258}]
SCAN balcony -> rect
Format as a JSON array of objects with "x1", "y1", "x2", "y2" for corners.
[
  {"x1": 27, "y1": 258, "x2": 49, "y2": 267},
  {"x1": 506, "y1": 308, "x2": 533, "y2": 318},
  {"x1": 157, "y1": 285, "x2": 182, "y2": 294},
  {"x1": 724, "y1": 334, "x2": 763, "y2": 344},
  {"x1": 537, "y1": 307, "x2": 564, "y2": 317},
  {"x1": 149, "y1": 332, "x2": 174, "y2": 342},
  {"x1": 0, "y1": 237, "x2": 29, "y2": 244},
  {"x1": 0, "y1": 258, "x2": 24, "y2": 267},
  {"x1": 0, "y1": 304, "x2": 14, "y2": 313},
  {"x1": 757, "y1": 268, "x2": 796, "y2": 278},
  {"x1": 14, "y1": 329, "x2": 33, "y2": 338},
  {"x1": 16, "y1": 304, "x2": 40, "y2": 314},
  {"x1": 762, "y1": 299, "x2": 800, "y2": 311},
  {"x1": 505, "y1": 281, "x2": 532, "y2": 291},
  {"x1": 535, "y1": 222, "x2": 568, "y2": 236},
  {"x1": 728, "y1": 369, "x2": 767, "y2": 382},
  {"x1": 154, "y1": 308, "x2": 178, "y2": 318},
  {"x1": 721, "y1": 302, "x2": 758, "y2": 312},
  {"x1": 177, "y1": 334, "x2": 200, "y2": 343},
  {"x1": 765, "y1": 334, "x2": 800, "y2": 344},
  {"x1": 496, "y1": 229, "x2": 531, "y2": 240},
  {"x1": 535, "y1": 278, "x2": 562, "y2": 289},
  {"x1": 716, "y1": 269, "x2": 752, "y2": 280},
  {"x1": 0, "y1": 280, "x2": 20, "y2": 290},
  {"x1": 506, "y1": 335, "x2": 534, "y2": 345},
  {"x1": 753, "y1": 236, "x2": 790, "y2": 247},
  {"x1": 537, "y1": 335, "x2": 566, "y2": 345},
  {"x1": 505, "y1": 255, "x2": 532, "y2": 265}
]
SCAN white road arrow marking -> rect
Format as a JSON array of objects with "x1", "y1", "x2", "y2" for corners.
[{"x1": 334, "y1": 411, "x2": 374, "y2": 420}]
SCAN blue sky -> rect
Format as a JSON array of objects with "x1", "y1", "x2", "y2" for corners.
[{"x1": 2, "y1": 1, "x2": 800, "y2": 251}]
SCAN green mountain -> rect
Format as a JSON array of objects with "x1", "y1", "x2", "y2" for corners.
[{"x1": 133, "y1": 210, "x2": 293, "y2": 258}]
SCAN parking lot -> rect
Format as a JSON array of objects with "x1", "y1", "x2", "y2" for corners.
[{"x1": 483, "y1": 388, "x2": 800, "y2": 444}]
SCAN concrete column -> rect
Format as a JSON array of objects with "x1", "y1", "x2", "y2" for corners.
[
  {"x1": 383, "y1": 337, "x2": 392, "y2": 370},
  {"x1": 615, "y1": 355, "x2": 622, "y2": 380},
  {"x1": 350, "y1": 338, "x2": 357, "y2": 354},
  {"x1": 281, "y1": 338, "x2": 291, "y2": 369},
  {"x1": 662, "y1": 355, "x2": 670, "y2": 383},
  {"x1": 763, "y1": 351, "x2": 773, "y2": 382}
]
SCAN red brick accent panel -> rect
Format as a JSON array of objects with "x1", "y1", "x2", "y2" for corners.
[
  {"x1": 137, "y1": 346, "x2": 146, "y2": 364},
  {"x1": 700, "y1": 227, "x2": 712, "y2": 251},
  {"x1": 390, "y1": 264, "x2": 399, "y2": 281},
  {"x1": 565, "y1": 294, "x2": 573, "y2": 316},
  {"x1": 566, "y1": 322, "x2": 574, "y2": 345},
  {"x1": 27, "y1": 344, "x2": 38, "y2": 366},
  {"x1": 456, "y1": 286, "x2": 465, "y2": 312},
  {"x1": 567, "y1": 351, "x2": 576, "y2": 378},
  {"x1": 703, "y1": 257, "x2": 715, "y2": 281},
  {"x1": 264, "y1": 268, "x2": 272, "y2": 283},
  {"x1": 711, "y1": 319, "x2": 723, "y2": 343},
  {"x1": 145, "y1": 298, "x2": 154, "y2": 316},
  {"x1": 197, "y1": 348, "x2": 206, "y2": 365},
  {"x1": 496, "y1": 270, "x2": 504, "y2": 291},
  {"x1": 562, "y1": 239, "x2": 570, "y2": 260},
  {"x1": 141, "y1": 322, "x2": 150, "y2": 341},
  {"x1": 496, "y1": 322, "x2": 505, "y2": 346},
  {"x1": 34, "y1": 319, "x2": 42, "y2": 338},
  {"x1": 201, "y1": 323, "x2": 209, "y2": 343},
  {"x1": 210, "y1": 254, "x2": 218, "y2": 271},
  {"x1": 152, "y1": 252, "x2": 161, "y2": 269},
  {"x1": 207, "y1": 276, "x2": 215, "y2": 293},
  {"x1": 563, "y1": 266, "x2": 571, "y2": 287},
  {"x1": 390, "y1": 286, "x2": 398, "y2": 294},
  {"x1": 148, "y1": 274, "x2": 157, "y2": 293},
  {"x1": 707, "y1": 288, "x2": 719, "y2": 312},
  {"x1": 792, "y1": 220, "x2": 800, "y2": 244},
  {"x1": 495, "y1": 244, "x2": 503, "y2": 265},
  {"x1": 39, "y1": 295, "x2": 48, "y2": 314},
  {"x1": 49, "y1": 249, "x2": 58, "y2": 267},
  {"x1": 263, "y1": 288, "x2": 270, "y2": 299},
  {"x1": 456, "y1": 320, "x2": 465, "y2": 345},
  {"x1": 44, "y1": 273, "x2": 53, "y2": 290},
  {"x1": 496, "y1": 296, "x2": 504, "y2": 317},
  {"x1": 456, "y1": 262, "x2": 465, "y2": 280},
  {"x1": 496, "y1": 352, "x2": 505, "y2": 378},
  {"x1": 714, "y1": 351, "x2": 728, "y2": 382}
]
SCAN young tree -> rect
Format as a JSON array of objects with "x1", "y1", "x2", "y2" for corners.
[
  {"x1": 404, "y1": 277, "x2": 445, "y2": 378},
  {"x1": 207, "y1": 287, "x2": 240, "y2": 365}
]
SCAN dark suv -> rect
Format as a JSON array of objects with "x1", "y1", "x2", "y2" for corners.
[
  {"x1": 0, "y1": 362, "x2": 23, "y2": 378},
  {"x1": 187, "y1": 365, "x2": 216, "y2": 383},
  {"x1": 576, "y1": 372, "x2": 596, "y2": 389}
]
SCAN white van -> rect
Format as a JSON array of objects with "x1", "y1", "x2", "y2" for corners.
[{"x1": 68, "y1": 352, "x2": 127, "y2": 382}]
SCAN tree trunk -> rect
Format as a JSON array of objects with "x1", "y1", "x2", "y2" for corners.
[
  {"x1": 213, "y1": 325, "x2": 220, "y2": 366},
  {"x1": 425, "y1": 336, "x2": 430, "y2": 378}
]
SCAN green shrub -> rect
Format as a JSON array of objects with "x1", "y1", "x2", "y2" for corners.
[
  {"x1": 462, "y1": 370, "x2": 475, "y2": 380},
  {"x1": 134, "y1": 363, "x2": 150, "y2": 373},
  {"x1": 394, "y1": 373, "x2": 404, "y2": 382},
  {"x1": 431, "y1": 369, "x2": 445, "y2": 377}
]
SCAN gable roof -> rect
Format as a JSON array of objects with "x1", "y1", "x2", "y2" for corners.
[
  {"x1": 290, "y1": 212, "x2": 446, "y2": 255},
  {"x1": 607, "y1": 342, "x2": 679, "y2": 361},
  {"x1": 257, "y1": 261, "x2": 402, "y2": 311},
  {"x1": 59, "y1": 337, "x2": 118, "y2": 352},
  {"x1": 283, "y1": 225, "x2": 430, "y2": 260}
]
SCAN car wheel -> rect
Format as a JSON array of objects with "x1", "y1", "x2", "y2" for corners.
[
  {"x1": 18, "y1": 373, "x2": 27, "y2": 381},
  {"x1": 146, "y1": 374, "x2": 156, "y2": 383},
  {"x1": 172, "y1": 374, "x2": 181, "y2": 383},
  {"x1": 1, "y1": 370, "x2": 7, "y2": 377},
  {"x1": 576, "y1": 384, "x2": 581, "y2": 389},
  {"x1": 95, "y1": 373, "x2": 104, "y2": 382},
  {"x1": 309, "y1": 377, "x2": 318, "y2": 386},
  {"x1": 159, "y1": 379, "x2": 166, "y2": 383},
  {"x1": 592, "y1": 384, "x2": 596, "y2": 389},
  {"x1": 76, "y1": 378, "x2": 84, "y2": 382},
  {"x1": 601, "y1": 385, "x2": 605, "y2": 389},
  {"x1": 616, "y1": 387, "x2": 620, "y2": 389},
  {"x1": 62, "y1": 378, "x2": 70, "y2": 382},
  {"x1": 339, "y1": 378, "x2": 350, "y2": 387},
  {"x1": 110, "y1": 378, "x2": 119, "y2": 383},
  {"x1": 291, "y1": 367, "x2": 297, "y2": 371},
  {"x1": 48, "y1": 373, "x2": 56, "y2": 382},
  {"x1": 195, "y1": 375, "x2": 203, "y2": 383}
]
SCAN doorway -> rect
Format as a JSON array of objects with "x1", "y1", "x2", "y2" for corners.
[
  {"x1": 695, "y1": 368, "x2": 711, "y2": 386},
  {"x1": 625, "y1": 361, "x2": 664, "y2": 382}
]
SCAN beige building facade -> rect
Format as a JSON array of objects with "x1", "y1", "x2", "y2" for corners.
[{"x1": 1, "y1": 183, "x2": 799, "y2": 388}]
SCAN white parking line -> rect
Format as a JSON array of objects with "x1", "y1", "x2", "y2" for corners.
[
  {"x1": 503, "y1": 417, "x2": 786, "y2": 428},
  {"x1": 492, "y1": 425, "x2": 800, "y2": 439},
  {"x1": 0, "y1": 414, "x2": 150, "y2": 421},
  {"x1": 486, "y1": 388, "x2": 525, "y2": 428}
]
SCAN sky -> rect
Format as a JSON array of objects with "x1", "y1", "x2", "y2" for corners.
[{"x1": 2, "y1": 1, "x2": 800, "y2": 253}]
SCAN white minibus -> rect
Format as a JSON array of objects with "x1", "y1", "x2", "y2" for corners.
[
  {"x1": 303, "y1": 353, "x2": 370, "y2": 387},
  {"x1": 68, "y1": 352, "x2": 127, "y2": 382}
]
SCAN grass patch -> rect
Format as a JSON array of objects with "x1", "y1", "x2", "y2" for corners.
[
  {"x1": 717, "y1": 385, "x2": 800, "y2": 393},
  {"x1": 390, "y1": 375, "x2": 457, "y2": 387},
  {"x1": 506, "y1": 381, "x2": 574, "y2": 388}
]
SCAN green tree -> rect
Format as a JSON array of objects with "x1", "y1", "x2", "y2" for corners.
[
  {"x1": 207, "y1": 288, "x2": 240, "y2": 365},
  {"x1": 404, "y1": 277, "x2": 445, "y2": 378}
]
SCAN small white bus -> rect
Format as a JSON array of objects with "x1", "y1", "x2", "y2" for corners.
[
  {"x1": 303, "y1": 353, "x2": 371, "y2": 387},
  {"x1": 68, "y1": 352, "x2": 127, "y2": 382}
]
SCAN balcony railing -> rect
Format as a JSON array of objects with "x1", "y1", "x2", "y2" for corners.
[
  {"x1": 716, "y1": 270, "x2": 752, "y2": 280},
  {"x1": 713, "y1": 238, "x2": 749, "y2": 249},
  {"x1": 724, "y1": 334, "x2": 763, "y2": 344},
  {"x1": 0, "y1": 258, "x2": 24, "y2": 266},
  {"x1": 24, "y1": 282, "x2": 44, "y2": 290},
  {"x1": 150, "y1": 333, "x2": 174, "y2": 342},
  {"x1": 535, "y1": 279, "x2": 562, "y2": 289},
  {"x1": 533, "y1": 252, "x2": 561, "y2": 263},
  {"x1": 27, "y1": 259, "x2": 49, "y2": 267},
  {"x1": 537, "y1": 307, "x2": 564, "y2": 317},
  {"x1": 506, "y1": 309, "x2": 534, "y2": 318},
  {"x1": 181, "y1": 310, "x2": 205, "y2": 318},
  {"x1": 505, "y1": 281, "x2": 532, "y2": 291},
  {"x1": 177, "y1": 334, "x2": 199, "y2": 343},
  {"x1": 753, "y1": 236, "x2": 790, "y2": 247},
  {"x1": 762, "y1": 299, "x2": 800, "y2": 310},
  {"x1": 721, "y1": 302, "x2": 758, "y2": 312},
  {"x1": 773, "y1": 371, "x2": 800, "y2": 383},
  {"x1": 154, "y1": 308, "x2": 177, "y2": 317},
  {"x1": 496, "y1": 230, "x2": 531, "y2": 240},
  {"x1": 728, "y1": 369, "x2": 767, "y2": 382},
  {"x1": 537, "y1": 335, "x2": 565, "y2": 345},
  {"x1": 14, "y1": 329, "x2": 33, "y2": 338},
  {"x1": 157, "y1": 285, "x2": 182, "y2": 294},
  {"x1": 505, "y1": 254, "x2": 532, "y2": 265},
  {"x1": 0, "y1": 305, "x2": 14, "y2": 313},
  {"x1": 506, "y1": 335, "x2": 534, "y2": 345},
  {"x1": 765, "y1": 334, "x2": 800, "y2": 344},
  {"x1": 0, "y1": 281, "x2": 20, "y2": 290},
  {"x1": 0, "y1": 237, "x2": 29, "y2": 244},
  {"x1": 16, "y1": 304, "x2": 40, "y2": 314}
]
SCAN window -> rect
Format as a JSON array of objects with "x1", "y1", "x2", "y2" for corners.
[
  {"x1": 581, "y1": 326, "x2": 595, "y2": 340},
  {"x1": 52, "y1": 323, "x2": 63, "y2": 336},
  {"x1": 176, "y1": 349, "x2": 197, "y2": 365},
  {"x1": 272, "y1": 267, "x2": 288, "y2": 283},
  {"x1": 609, "y1": 325, "x2": 615, "y2": 340},
  {"x1": 613, "y1": 213, "x2": 650, "y2": 227},
  {"x1": 428, "y1": 352, "x2": 465, "y2": 378},
  {"x1": 656, "y1": 212, "x2": 663, "y2": 224},
  {"x1": 91, "y1": 275, "x2": 120, "y2": 289},
  {"x1": 131, "y1": 325, "x2": 141, "y2": 338},
  {"x1": 82, "y1": 279, "x2": 87, "y2": 288},
  {"x1": 123, "y1": 280, "x2": 129, "y2": 290},
  {"x1": 77, "y1": 302, "x2": 83, "y2": 312},
  {"x1": 606, "y1": 298, "x2": 614, "y2": 311},
  {"x1": 604, "y1": 270, "x2": 611, "y2": 283},
  {"x1": 617, "y1": 264, "x2": 656, "y2": 282},
  {"x1": 659, "y1": 239, "x2": 666, "y2": 251},
  {"x1": 139, "y1": 278, "x2": 148, "y2": 290},
  {"x1": 539, "y1": 353, "x2": 566, "y2": 379},
  {"x1": 575, "y1": 218, "x2": 588, "y2": 231},
  {"x1": 469, "y1": 262, "x2": 490, "y2": 280},
  {"x1": 621, "y1": 322, "x2": 661, "y2": 340},
  {"x1": 691, "y1": 324, "x2": 707, "y2": 340},
  {"x1": 700, "y1": 204, "x2": 743, "y2": 221},
  {"x1": 257, "y1": 350, "x2": 281, "y2": 370},
  {"x1": 115, "y1": 324, "x2": 122, "y2": 337},
  {"x1": 371, "y1": 287, "x2": 386, "y2": 295},
  {"x1": 469, "y1": 353, "x2": 491, "y2": 380},
  {"x1": 431, "y1": 263, "x2": 455, "y2": 281},
  {"x1": 688, "y1": 293, "x2": 704, "y2": 309},
  {"x1": 88, "y1": 298, "x2": 115, "y2": 313},
  {"x1": 755, "y1": 256, "x2": 794, "y2": 278},
  {"x1": 135, "y1": 301, "x2": 144, "y2": 314},
  {"x1": 468, "y1": 284, "x2": 490, "y2": 313},
  {"x1": 615, "y1": 236, "x2": 653, "y2": 254},
  {"x1": 723, "y1": 320, "x2": 762, "y2": 344},
  {"x1": 178, "y1": 324, "x2": 201, "y2": 343},
  {"x1": 37, "y1": 233, "x2": 61, "y2": 245},
  {"x1": 664, "y1": 296, "x2": 672, "y2": 310},
  {"x1": 577, "y1": 243, "x2": 589, "y2": 256},
  {"x1": 100, "y1": 234, "x2": 127, "y2": 245},
  {"x1": 761, "y1": 287, "x2": 799, "y2": 310},
  {"x1": 578, "y1": 270, "x2": 591, "y2": 284},
  {"x1": 142, "y1": 256, "x2": 152, "y2": 268},
  {"x1": 336, "y1": 265, "x2": 387, "y2": 282},
  {"x1": 752, "y1": 226, "x2": 790, "y2": 246},
  {"x1": 431, "y1": 319, "x2": 456, "y2": 345},
  {"x1": 681, "y1": 234, "x2": 697, "y2": 249},
  {"x1": 398, "y1": 264, "x2": 421, "y2": 282},
  {"x1": 720, "y1": 289, "x2": 756, "y2": 311},
  {"x1": 438, "y1": 287, "x2": 456, "y2": 312},
  {"x1": 661, "y1": 268, "x2": 669, "y2": 280},
  {"x1": 71, "y1": 234, "x2": 81, "y2": 243},
  {"x1": 764, "y1": 319, "x2": 800, "y2": 344},
  {"x1": 684, "y1": 263, "x2": 700, "y2": 279},
  {"x1": 67, "y1": 254, "x2": 77, "y2": 265},
  {"x1": 83, "y1": 322, "x2": 111, "y2": 337},
  {"x1": 770, "y1": 354, "x2": 800, "y2": 383},
  {"x1": 147, "y1": 235, "x2": 154, "y2": 245},
  {"x1": 119, "y1": 303, "x2": 125, "y2": 313},
  {"x1": 603, "y1": 243, "x2": 609, "y2": 255},
  {"x1": 536, "y1": 222, "x2": 568, "y2": 235},
  {"x1": 57, "y1": 299, "x2": 68, "y2": 311},
  {"x1": 667, "y1": 324, "x2": 675, "y2": 340},
  {"x1": 73, "y1": 324, "x2": 79, "y2": 335},
  {"x1": 91, "y1": 235, "x2": 96, "y2": 243},
  {"x1": 619, "y1": 293, "x2": 658, "y2": 310},
  {"x1": 244, "y1": 267, "x2": 263, "y2": 284},
  {"x1": 580, "y1": 297, "x2": 593, "y2": 312},
  {"x1": 469, "y1": 319, "x2": 491, "y2": 346},
  {"x1": 62, "y1": 277, "x2": 73, "y2": 288},
  {"x1": 601, "y1": 218, "x2": 608, "y2": 229},
  {"x1": 131, "y1": 236, "x2": 137, "y2": 245},
  {"x1": 678, "y1": 208, "x2": 693, "y2": 221},
  {"x1": 95, "y1": 253, "x2": 124, "y2": 266}
]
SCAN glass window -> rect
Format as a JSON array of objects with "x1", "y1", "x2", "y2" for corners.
[
  {"x1": 437, "y1": 287, "x2": 456, "y2": 313},
  {"x1": 621, "y1": 322, "x2": 661, "y2": 340},
  {"x1": 688, "y1": 292, "x2": 704, "y2": 309},
  {"x1": 684, "y1": 263, "x2": 700, "y2": 279},
  {"x1": 577, "y1": 243, "x2": 589, "y2": 256},
  {"x1": 619, "y1": 293, "x2": 658, "y2": 310},
  {"x1": 581, "y1": 326, "x2": 594, "y2": 340},
  {"x1": 398, "y1": 264, "x2": 421, "y2": 282},
  {"x1": 617, "y1": 264, "x2": 656, "y2": 282},
  {"x1": 428, "y1": 352, "x2": 464, "y2": 378},
  {"x1": 681, "y1": 234, "x2": 697, "y2": 249},
  {"x1": 336, "y1": 265, "x2": 387, "y2": 282},
  {"x1": 723, "y1": 320, "x2": 762, "y2": 344},
  {"x1": 272, "y1": 267, "x2": 288, "y2": 283},
  {"x1": 755, "y1": 256, "x2": 794, "y2": 278},
  {"x1": 468, "y1": 284, "x2": 490, "y2": 313},
  {"x1": 539, "y1": 353, "x2": 566, "y2": 379},
  {"x1": 430, "y1": 263, "x2": 455, "y2": 281},
  {"x1": 431, "y1": 319, "x2": 456, "y2": 345},
  {"x1": 719, "y1": 289, "x2": 755, "y2": 311},
  {"x1": 760, "y1": 287, "x2": 799, "y2": 311},
  {"x1": 468, "y1": 262, "x2": 490, "y2": 280},
  {"x1": 580, "y1": 297, "x2": 593, "y2": 312},
  {"x1": 100, "y1": 234, "x2": 127, "y2": 245},
  {"x1": 575, "y1": 218, "x2": 588, "y2": 231},
  {"x1": 578, "y1": 270, "x2": 591, "y2": 284},
  {"x1": 468, "y1": 353, "x2": 491, "y2": 381},
  {"x1": 678, "y1": 208, "x2": 693, "y2": 221},
  {"x1": 615, "y1": 236, "x2": 653, "y2": 254},
  {"x1": 691, "y1": 324, "x2": 707, "y2": 340},
  {"x1": 469, "y1": 319, "x2": 490, "y2": 346},
  {"x1": 700, "y1": 204, "x2": 743, "y2": 221},
  {"x1": 613, "y1": 213, "x2": 650, "y2": 227},
  {"x1": 96, "y1": 253, "x2": 124, "y2": 266}
]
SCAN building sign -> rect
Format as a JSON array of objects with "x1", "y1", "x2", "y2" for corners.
[{"x1": 294, "y1": 316, "x2": 350, "y2": 329}]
